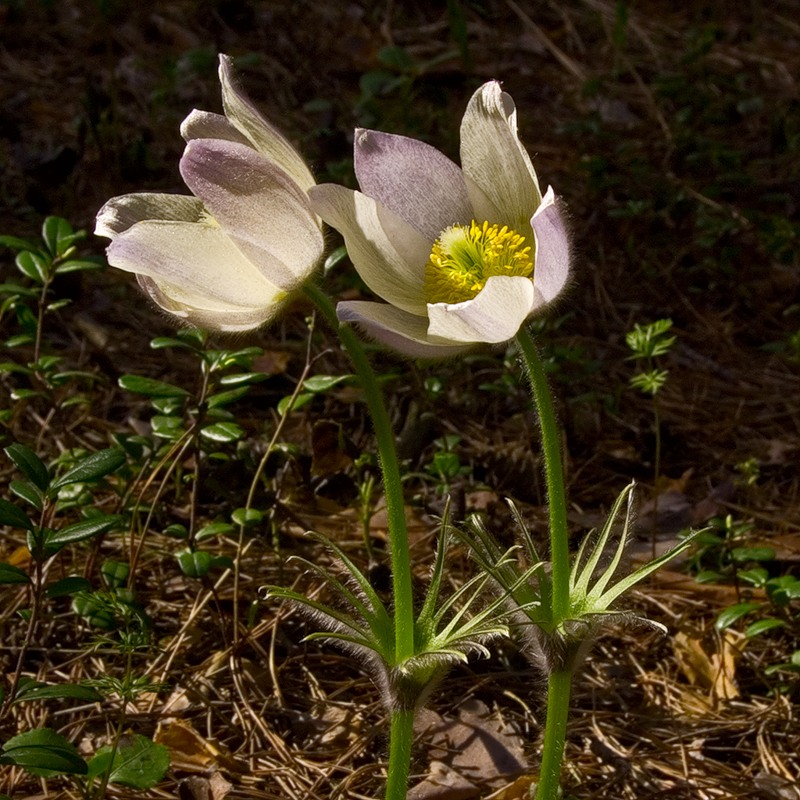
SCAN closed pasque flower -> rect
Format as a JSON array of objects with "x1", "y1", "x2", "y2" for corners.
[
  {"x1": 309, "y1": 81, "x2": 570, "y2": 357},
  {"x1": 96, "y1": 55, "x2": 323, "y2": 332}
]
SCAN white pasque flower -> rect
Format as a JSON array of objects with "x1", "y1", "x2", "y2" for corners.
[
  {"x1": 308, "y1": 81, "x2": 570, "y2": 357},
  {"x1": 95, "y1": 54, "x2": 323, "y2": 332}
]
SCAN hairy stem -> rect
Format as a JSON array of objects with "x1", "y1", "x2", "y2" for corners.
[
  {"x1": 515, "y1": 328, "x2": 573, "y2": 800},
  {"x1": 515, "y1": 328, "x2": 569, "y2": 622},
  {"x1": 385, "y1": 708, "x2": 415, "y2": 800},
  {"x1": 304, "y1": 283, "x2": 416, "y2": 799},
  {"x1": 536, "y1": 669, "x2": 572, "y2": 800}
]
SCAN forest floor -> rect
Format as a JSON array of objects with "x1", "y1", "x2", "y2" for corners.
[{"x1": 1, "y1": 1, "x2": 799, "y2": 798}]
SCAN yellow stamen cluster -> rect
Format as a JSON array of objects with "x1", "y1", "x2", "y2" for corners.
[{"x1": 424, "y1": 220, "x2": 534, "y2": 305}]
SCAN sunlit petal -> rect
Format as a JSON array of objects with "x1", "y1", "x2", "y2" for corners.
[
  {"x1": 218, "y1": 54, "x2": 316, "y2": 192},
  {"x1": 137, "y1": 275, "x2": 282, "y2": 332},
  {"x1": 354, "y1": 129, "x2": 473, "y2": 240},
  {"x1": 531, "y1": 187, "x2": 570, "y2": 308},
  {"x1": 460, "y1": 81, "x2": 541, "y2": 231},
  {"x1": 338, "y1": 301, "x2": 470, "y2": 358},
  {"x1": 427, "y1": 275, "x2": 535, "y2": 343},
  {"x1": 107, "y1": 220, "x2": 281, "y2": 308},
  {"x1": 310, "y1": 185, "x2": 430, "y2": 315},
  {"x1": 180, "y1": 109, "x2": 251, "y2": 146},
  {"x1": 180, "y1": 139, "x2": 323, "y2": 289},
  {"x1": 95, "y1": 193, "x2": 205, "y2": 237}
]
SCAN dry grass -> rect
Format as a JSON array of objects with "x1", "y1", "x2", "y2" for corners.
[{"x1": 1, "y1": 1, "x2": 799, "y2": 798}]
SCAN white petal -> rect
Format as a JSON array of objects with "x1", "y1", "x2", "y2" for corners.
[
  {"x1": 338, "y1": 301, "x2": 470, "y2": 358},
  {"x1": 460, "y1": 82, "x2": 541, "y2": 231},
  {"x1": 95, "y1": 193, "x2": 204, "y2": 238},
  {"x1": 180, "y1": 139, "x2": 323, "y2": 290},
  {"x1": 137, "y1": 275, "x2": 281, "y2": 332},
  {"x1": 354, "y1": 129, "x2": 472, "y2": 240},
  {"x1": 107, "y1": 219, "x2": 282, "y2": 309},
  {"x1": 218, "y1": 54, "x2": 316, "y2": 193},
  {"x1": 309, "y1": 184, "x2": 430, "y2": 315},
  {"x1": 531, "y1": 186, "x2": 571, "y2": 308},
  {"x1": 180, "y1": 109, "x2": 251, "y2": 146},
  {"x1": 427, "y1": 275, "x2": 535, "y2": 343}
]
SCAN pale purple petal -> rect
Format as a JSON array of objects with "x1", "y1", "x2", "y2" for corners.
[
  {"x1": 427, "y1": 275, "x2": 535, "y2": 343},
  {"x1": 180, "y1": 139, "x2": 323, "y2": 290},
  {"x1": 460, "y1": 82, "x2": 541, "y2": 231},
  {"x1": 137, "y1": 275, "x2": 281, "y2": 332},
  {"x1": 531, "y1": 186, "x2": 570, "y2": 308},
  {"x1": 218, "y1": 54, "x2": 316, "y2": 192},
  {"x1": 338, "y1": 301, "x2": 471, "y2": 358},
  {"x1": 95, "y1": 193, "x2": 204, "y2": 238},
  {"x1": 354, "y1": 129, "x2": 473, "y2": 240},
  {"x1": 309, "y1": 184, "x2": 429, "y2": 315},
  {"x1": 180, "y1": 109, "x2": 251, "y2": 146},
  {"x1": 107, "y1": 219, "x2": 282, "y2": 308}
]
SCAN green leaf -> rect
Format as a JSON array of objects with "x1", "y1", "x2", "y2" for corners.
[
  {"x1": 10, "y1": 388, "x2": 44, "y2": 401},
  {"x1": 9, "y1": 480, "x2": 44, "y2": 511},
  {"x1": 731, "y1": 547, "x2": 775, "y2": 563},
  {"x1": 715, "y1": 602, "x2": 762, "y2": 630},
  {"x1": 54, "y1": 258, "x2": 103, "y2": 274},
  {"x1": 118, "y1": 374, "x2": 190, "y2": 398},
  {"x1": 50, "y1": 448, "x2": 125, "y2": 490},
  {"x1": 13, "y1": 678, "x2": 102, "y2": 703},
  {"x1": 176, "y1": 549, "x2": 212, "y2": 578},
  {"x1": 736, "y1": 568, "x2": 769, "y2": 587},
  {"x1": 151, "y1": 415, "x2": 186, "y2": 439},
  {"x1": 694, "y1": 570, "x2": 724, "y2": 584},
  {"x1": 0, "y1": 234, "x2": 37, "y2": 251},
  {"x1": 0, "y1": 728, "x2": 86, "y2": 777},
  {"x1": 231, "y1": 508, "x2": 263, "y2": 528},
  {"x1": 71, "y1": 594, "x2": 116, "y2": 630},
  {"x1": 218, "y1": 372, "x2": 269, "y2": 387},
  {"x1": 46, "y1": 576, "x2": 91, "y2": 597},
  {"x1": 4, "y1": 443, "x2": 50, "y2": 490},
  {"x1": 744, "y1": 618, "x2": 785, "y2": 638},
  {"x1": 149, "y1": 336, "x2": 197, "y2": 351},
  {"x1": 206, "y1": 386, "x2": 250, "y2": 408},
  {"x1": 101, "y1": 560, "x2": 130, "y2": 588},
  {"x1": 277, "y1": 391, "x2": 313, "y2": 416},
  {"x1": 45, "y1": 515, "x2": 121, "y2": 547},
  {"x1": 87, "y1": 735, "x2": 169, "y2": 789},
  {"x1": 323, "y1": 245, "x2": 349, "y2": 273},
  {"x1": 199, "y1": 422, "x2": 244, "y2": 443},
  {"x1": 15, "y1": 250, "x2": 50, "y2": 283},
  {"x1": 303, "y1": 374, "x2": 352, "y2": 392},
  {"x1": 42, "y1": 216, "x2": 77, "y2": 257},
  {"x1": 196, "y1": 522, "x2": 235, "y2": 541},
  {"x1": 0, "y1": 563, "x2": 30, "y2": 585},
  {"x1": 0, "y1": 498, "x2": 33, "y2": 530}
]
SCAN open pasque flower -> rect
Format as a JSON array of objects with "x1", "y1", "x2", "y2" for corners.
[
  {"x1": 309, "y1": 82, "x2": 570, "y2": 357},
  {"x1": 95, "y1": 55, "x2": 323, "y2": 332}
]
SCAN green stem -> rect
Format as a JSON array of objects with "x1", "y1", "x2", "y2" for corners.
[
  {"x1": 303, "y1": 283, "x2": 415, "y2": 661},
  {"x1": 536, "y1": 669, "x2": 572, "y2": 800},
  {"x1": 515, "y1": 328, "x2": 570, "y2": 623},
  {"x1": 386, "y1": 708, "x2": 415, "y2": 800},
  {"x1": 304, "y1": 283, "x2": 417, "y2": 800}
]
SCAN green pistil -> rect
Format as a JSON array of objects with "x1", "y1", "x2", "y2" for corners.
[{"x1": 424, "y1": 219, "x2": 534, "y2": 304}]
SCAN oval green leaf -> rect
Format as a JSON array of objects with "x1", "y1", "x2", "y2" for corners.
[{"x1": 49, "y1": 448, "x2": 125, "y2": 491}]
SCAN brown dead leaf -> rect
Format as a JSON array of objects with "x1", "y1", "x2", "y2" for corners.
[
  {"x1": 673, "y1": 629, "x2": 745, "y2": 707},
  {"x1": 485, "y1": 774, "x2": 537, "y2": 799},
  {"x1": 253, "y1": 350, "x2": 290, "y2": 375},
  {"x1": 311, "y1": 420, "x2": 355, "y2": 477},
  {"x1": 178, "y1": 773, "x2": 233, "y2": 800},
  {"x1": 410, "y1": 700, "x2": 527, "y2": 799},
  {"x1": 407, "y1": 761, "x2": 477, "y2": 800},
  {"x1": 154, "y1": 719, "x2": 240, "y2": 774}
]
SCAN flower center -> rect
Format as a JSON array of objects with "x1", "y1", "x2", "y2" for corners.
[{"x1": 424, "y1": 220, "x2": 534, "y2": 305}]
